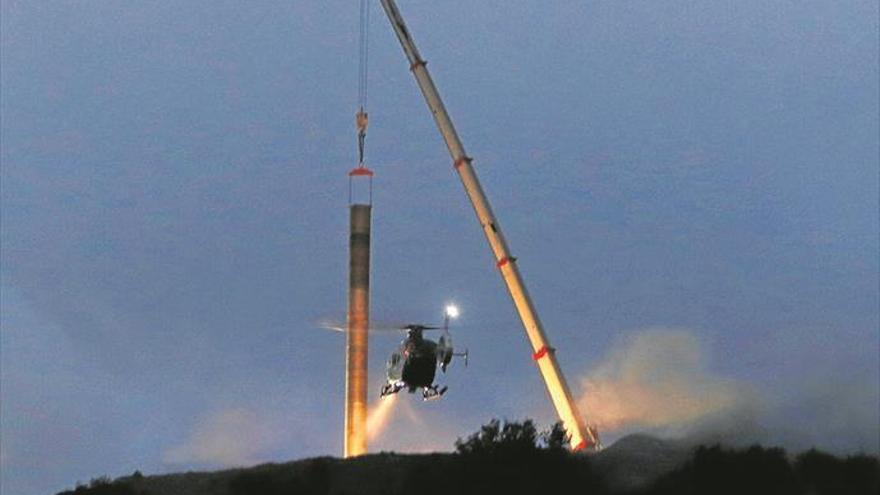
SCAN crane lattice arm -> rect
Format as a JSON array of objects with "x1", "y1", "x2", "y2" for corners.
[{"x1": 378, "y1": 0, "x2": 599, "y2": 451}]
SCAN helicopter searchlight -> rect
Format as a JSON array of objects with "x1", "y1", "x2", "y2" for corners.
[{"x1": 444, "y1": 304, "x2": 460, "y2": 319}]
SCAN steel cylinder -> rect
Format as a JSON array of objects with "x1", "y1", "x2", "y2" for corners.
[{"x1": 345, "y1": 204, "x2": 371, "y2": 457}]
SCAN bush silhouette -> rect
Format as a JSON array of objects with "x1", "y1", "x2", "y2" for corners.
[
  {"x1": 447, "y1": 419, "x2": 605, "y2": 495},
  {"x1": 56, "y1": 477, "x2": 139, "y2": 495},
  {"x1": 640, "y1": 444, "x2": 880, "y2": 495},
  {"x1": 228, "y1": 470, "x2": 304, "y2": 495},
  {"x1": 454, "y1": 418, "x2": 540, "y2": 455},
  {"x1": 794, "y1": 448, "x2": 880, "y2": 495}
]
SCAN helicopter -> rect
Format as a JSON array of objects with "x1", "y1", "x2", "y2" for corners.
[
  {"x1": 381, "y1": 305, "x2": 468, "y2": 400},
  {"x1": 318, "y1": 305, "x2": 469, "y2": 401}
]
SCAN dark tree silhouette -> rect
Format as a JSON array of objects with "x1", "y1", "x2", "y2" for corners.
[
  {"x1": 448, "y1": 419, "x2": 605, "y2": 495},
  {"x1": 541, "y1": 421, "x2": 571, "y2": 451},
  {"x1": 54, "y1": 420, "x2": 879, "y2": 495},
  {"x1": 794, "y1": 449, "x2": 880, "y2": 495},
  {"x1": 454, "y1": 418, "x2": 541, "y2": 455},
  {"x1": 645, "y1": 445, "x2": 800, "y2": 495},
  {"x1": 56, "y1": 477, "x2": 138, "y2": 495}
]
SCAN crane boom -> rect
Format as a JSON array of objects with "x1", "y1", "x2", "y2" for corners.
[{"x1": 378, "y1": 0, "x2": 599, "y2": 451}]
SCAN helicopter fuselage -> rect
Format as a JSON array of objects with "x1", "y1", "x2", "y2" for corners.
[
  {"x1": 381, "y1": 325, "x2": 464, "y2": 400},
  {"x1": 383, "y1": 330, "x2": 447, "y2": 399},
  {"x1": 399, "y1": 338, "x2": 438, "y2": 389}
]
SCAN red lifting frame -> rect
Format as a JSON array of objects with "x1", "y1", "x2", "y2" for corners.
[{"x1": 349, "y1": 166, "x2": 374, "y2": 205}]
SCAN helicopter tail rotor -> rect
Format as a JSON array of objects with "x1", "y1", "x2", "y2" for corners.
[{"x1": 454, "y1": 349, "x2": 469, "y2": 367}]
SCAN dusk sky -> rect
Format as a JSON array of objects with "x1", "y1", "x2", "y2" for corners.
[{"x1": 1, "y1": 1, "x2": 878, "y2": 494}]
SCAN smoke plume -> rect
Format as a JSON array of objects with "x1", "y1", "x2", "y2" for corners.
[{"x1": 578, "y1": 328, "x2": 747, "y2": 434}]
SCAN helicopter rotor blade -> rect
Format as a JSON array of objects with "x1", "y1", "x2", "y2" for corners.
[
  {"x1": 406, "y1": 325, "x2": 443, "y2": 330},
  {"x1": 315, "y1": 318, "x2": 412, "y2": 333},
  {"x1": 314, "y1": 313, "x2": 453, "y2": 334}
]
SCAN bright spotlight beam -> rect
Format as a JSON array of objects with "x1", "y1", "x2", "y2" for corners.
[{"x1": 445, "y1": 304, "x2": 460, "y2": 319}]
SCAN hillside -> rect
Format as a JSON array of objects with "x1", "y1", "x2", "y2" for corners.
[{"x1": 57, "y1": 431, "x2": 879, "y2": 495}]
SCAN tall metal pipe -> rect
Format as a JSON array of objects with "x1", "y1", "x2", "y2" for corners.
[
  {"x1": 345, "y1": 203, "x2": 371, "y2": 457},
  {"x1": 379, "y1": 0, "x2": 598, "y2": 450}
]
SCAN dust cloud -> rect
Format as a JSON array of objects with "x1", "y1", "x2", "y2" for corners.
[{"x1": 578, "y1": 328, "x2": 746, "y2": 433}]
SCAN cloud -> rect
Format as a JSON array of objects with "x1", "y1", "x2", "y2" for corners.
[
  {"x1": 163, "y1": 409, "x2": 279, "y2": 467},
  {"x1": 578, "y1": 328, "x2": 749, "y2": 433}
]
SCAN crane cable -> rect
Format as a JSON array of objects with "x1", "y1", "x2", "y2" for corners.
[{"x1": 356, "y1": 0, "x2": 370, "y2": 166}]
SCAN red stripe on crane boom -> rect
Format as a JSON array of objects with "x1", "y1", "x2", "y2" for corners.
[{"x1": 532, "y1": 346, "x2": 550, "y2": 361}]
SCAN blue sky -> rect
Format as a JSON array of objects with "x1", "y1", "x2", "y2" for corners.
[{"x1": 1, "y1": 1, "x2": 878, "y2": 494}]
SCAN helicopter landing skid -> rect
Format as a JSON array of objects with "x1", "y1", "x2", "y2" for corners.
[
  {"x1": 422, "y1": 385, "x2": 448, "y2": 401},
  {"x1": 380, "y1": 383, "x2": 404, "y2": 397}
]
